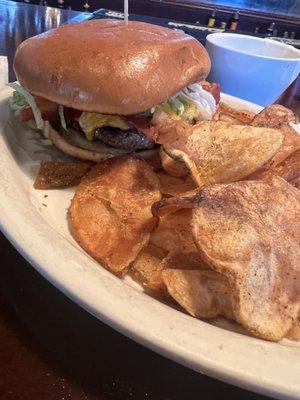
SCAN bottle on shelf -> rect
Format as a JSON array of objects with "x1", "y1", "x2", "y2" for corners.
[
  {"x1": 207, "y1": 9, "x2": 217, "y2": 28},
  {"x1": 254, "y1": 26, "x2": 259, "y2": 34},
  {"x1": 83, "y1": 2, "x2": 91, "y2": 11},
  {"x1": 266, "y1": 22, "x2": 275, "y2": 37},
  {"x1": 220, "y1": 21, "x2": 227, "y2": 30},
  {"x1": 283, "y1": 31, "x2": 289, "y2": 38},
  {"x1": 229, "y1": 10, "x2": 239, "y2": 31},
  {"x1": 290, "y1": 32, "x2": 296, "y2": 39}
]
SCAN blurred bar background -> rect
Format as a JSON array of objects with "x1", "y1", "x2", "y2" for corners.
[{"x1": 12, "y1": 0, "x2": 300, "y2": 40}]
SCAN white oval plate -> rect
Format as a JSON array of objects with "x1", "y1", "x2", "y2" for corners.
[{"x1": 0, "y1": 86, "x2": 299, "y2": 400}]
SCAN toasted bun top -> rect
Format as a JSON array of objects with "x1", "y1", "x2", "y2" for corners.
[{"x1": 14, "y1": 19, "x2": 211, "y2": 115}]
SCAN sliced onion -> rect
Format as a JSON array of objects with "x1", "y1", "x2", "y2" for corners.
[
  {"x1": 188, "y1": 83, "x2": 216, "y2": 114},
  {"x1": 177, "y1": 83, "x2": 216, "y2": 120},
  {"x1": 7, "y1": 82, "x2": 44, "y2": 130},
  {"x1": 58, "y1": 105, "x2": 67, "y2": 131}
]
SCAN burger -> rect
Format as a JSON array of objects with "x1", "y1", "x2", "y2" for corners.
[{"x1": 10, "y1": 19, "x2": 219, "y2": 161}]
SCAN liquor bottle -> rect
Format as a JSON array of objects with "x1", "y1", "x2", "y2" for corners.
[
  {"x1": 266, "y1": 22, "x2": 275, "y2": 37},
  {"x1": 83, "y1": 2, "x2": 90, "y2": 10},
  {"x1": 283, "y1": 31, "x2": 289, "y2": 38},
  {"x1": 207, "y1": 9, "x2": 217, "y2": 28},
  {"x1": 254, "y1": 26, "x2": 259, "y2": 34},
  {"x1": 290, "y1": 32, "x2": 296, "y2": 39},
  {"x1": 220, "y1": 21, "x2": 227, "y2": 30},
  {"x1": 230, "y1": 11, "x2": 239, "y2": 31}
]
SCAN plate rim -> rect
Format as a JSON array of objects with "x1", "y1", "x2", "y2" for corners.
[{"x1": 0, "y1": 86, "x2": 299, "y2": 400}]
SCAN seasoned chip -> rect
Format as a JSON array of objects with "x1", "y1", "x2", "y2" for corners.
[
  {"x1": 34, "y1": 161, "x2": 93, "y2": 189},
  {"x1": 251, "y1": 104, "x2": 298, "y2": 128},
  {"x1": 132, "y1": 208, "x2": 202, "y2": 290},
  {"x1": 249, "y1": 105, "x2": 300, "y2": 175},
  {"x1": 255, "y1": 150, "x2": 300, "y2": 189},
  {"x1": 155, "y1": 118, "x2": 192, "y2": 148},
  {"x1": 191, "y1": 177, "x2": 300, "y2": 341},
  {"x1": 136, "y1": 148, "x2": 163, "y2": 172},
  {"x1": 157, "y1": 170, "x2": 196, "y2": 197},
  {"x1": 131, "y1": 247, "x2": 207, "y2": 292},
  {"x1": 131, "y1": 244, "x2": 167, "y2": 291},
  {"x1": 271, "y1": 124, "x2": 300, "y2": 167},
  {"x1": 213, "y1": 102, "x2": 255, "y2": 125},
  {"x1": 150, "y1": 208, "x2": 197, "y2": 254},
  {"x1": 70, "y1": 156, "x2": 161, "y2": 274},
  {"x1": 152, "y1": 190, "x2": 196, "y2": 218},
  {"x1": 152, "y1": 176, "x2": 300, "y2": 340},
  {"x1": 247, "y1": 124, "x2": 300, "y2": 182},
  {"x1": 164, "y1": 121, "x2": 283, "y2": 186},
  {"x1": 162, "y1": 269, "x2": 233, "y2": 319},
  {"x1": 286, "y1": 318, "x2": 300, "y2": 340},
  {"x1": 160, "y1": 147, "x2": 189, "y2": 177},
  {"x1": 161, "y1": 251, "x2": 207, "y2": 271}
]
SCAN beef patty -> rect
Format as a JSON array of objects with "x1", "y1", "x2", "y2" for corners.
[
  {"x1": 95, "y1": 127, "x2": 155, "y2": 151},
  {"x1": 69, "y1": 121, "x2": 155, "y2": 152}
]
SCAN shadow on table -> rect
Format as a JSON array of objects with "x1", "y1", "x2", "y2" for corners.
[{"x1": 0, "y1": 231, "x2": 272, "y2": 400}]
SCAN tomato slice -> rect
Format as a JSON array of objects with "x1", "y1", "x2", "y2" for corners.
[
  {"x1": 19, "y1": 96, "x2": 82, "y2": 123},
  {"x1": 20, "y1": 106, "x2": 34, "y2": 122}
]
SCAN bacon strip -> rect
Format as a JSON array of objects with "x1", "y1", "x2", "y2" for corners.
[
  {"x1": 199, "y1": 80, "x2": 221, "y2": 104},
  {"x1": 125, "y1": 114, "x2": 159, "y2": 141}
]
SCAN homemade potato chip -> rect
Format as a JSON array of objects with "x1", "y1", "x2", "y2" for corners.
[
  {"x1": 160, "y1": 251, "x2": 207, "y2": 271},
  {"x1": 272, "y1": 124, "x2": 300, "y2": 167},
  {"x1": 136, "y1": 148, "x2": 162, "y2": 171},
  {"x1": 34, "y1": 161, "x2": 93, "y2": 189},
  {"x1": 150, "y1": 208, "x2": 197, "y2": 254},
  {"x1": 191, "y1": 177, "x2": 300, "y2": 341},
  {"x1": 152, "y1": 176, "x2": 300, "y2": 340},
  {"x1": 160, "y1": 147, "x2": 189, "y2": 177},
  {"x1": 286, "y1": 318, "x2": 300, "y2": 340},
  {"x1": 162, "y1": 269, "x2": 233, "y2": 319},
  {"x1": 152, "y1": 190, "x2": 196, "y2": 218},
  {"x1": 251, "y1": 104, "x2": 298, "y2": 128},
  {"x1": 164, "y1": 121, "x2": 283, "y2": 186},
  {"x1": 70, "y1": 156, "x2": 161, "y2": 274},
  {"x1": 255, "y1": 150, "x2": 300, "y2": 189},
  {"x1": 131, "y1": 247, "x2": 208, "y2": 293},
  {"x1": 246, "y1": 125, "x2": 300, "y2": 179},
  {"x1": 157, "y1": 170, "x2": 196, "y2": 197},
  {"x1": 131, "y1": 244, "x2": 167, "y2": 291},
  {"x1": 250, "y1": 122, "x2": 300, "y2": 177},
  {"x1": 154, "y1": 117, "x2": 192, "y2": 148},
  {"x1": 132, "y1": 208, "x2": 202, "y2": 291},
  {"x1": 213, "y1": 102, "x2": 255, "y2": 125}
]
